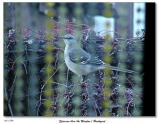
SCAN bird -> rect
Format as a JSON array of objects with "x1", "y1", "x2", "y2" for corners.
[{"x1": 63, "y1": 34, "x2": 136, "y2": 81}]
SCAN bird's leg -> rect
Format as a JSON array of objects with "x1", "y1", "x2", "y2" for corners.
[{"x1": 80, "y1": 75, "x2": 85, "y2": 82}]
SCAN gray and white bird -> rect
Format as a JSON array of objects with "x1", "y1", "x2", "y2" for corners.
[{"x1": 63, "y1": 34, "x2": 135, "y2": 79}]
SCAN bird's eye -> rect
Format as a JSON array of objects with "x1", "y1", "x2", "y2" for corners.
[{"x1": 65, "y1": 37, "x2": 72, "y2": 39}]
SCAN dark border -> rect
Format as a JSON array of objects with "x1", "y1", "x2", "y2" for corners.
[{"x1": 142, "y1": 2, "x2": 156, "y2": 116}]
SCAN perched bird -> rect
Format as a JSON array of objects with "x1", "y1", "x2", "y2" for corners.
[{"x1": 63, "y1": 34, "x2": 135, "y2": 80}]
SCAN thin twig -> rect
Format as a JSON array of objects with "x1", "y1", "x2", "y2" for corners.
[
  {"x1": 22, "y1": 62, "x2": 28, "y2": 75},
  {"x1": 5, "y1": 88, "x2": 13, "y2": 116},
  {"x1": 9, "y1": 73, "x2": 17, "y2": 102}
]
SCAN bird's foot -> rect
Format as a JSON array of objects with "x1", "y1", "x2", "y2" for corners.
[{"x1": 80, "y1": 75, "x2": 86, "y2": 82}]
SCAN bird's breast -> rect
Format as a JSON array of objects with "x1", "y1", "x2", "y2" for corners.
[
  {"x1": 64, "y1": 47, "x2": 77, "y2": 74},
  {"x1": 64, "y1": 47, "x2": 87, "y2": 76}
]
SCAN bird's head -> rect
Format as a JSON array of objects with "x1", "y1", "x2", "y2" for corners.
[{"x1": 63, "y1": 34, "x2": 76, "y2": 46}]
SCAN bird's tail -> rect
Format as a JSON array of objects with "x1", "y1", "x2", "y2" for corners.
[{"x1": 102, "y1": 64, "x2": 137, "y2": 74}]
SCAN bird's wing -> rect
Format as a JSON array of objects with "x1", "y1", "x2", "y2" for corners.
[
  {"x1": 87, "y1": 56, "x2": 106, "y2": 66},
  {"x1": 69, "y1": 48, "x2": 105, "y2": 66},
  {"x1": 69, "y1": 48, "x2": 90, "y2": 64}
]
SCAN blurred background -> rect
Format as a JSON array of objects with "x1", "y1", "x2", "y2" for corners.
[{"x1": 4, "y1": 3, "x2": 146, "y2": 116}]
